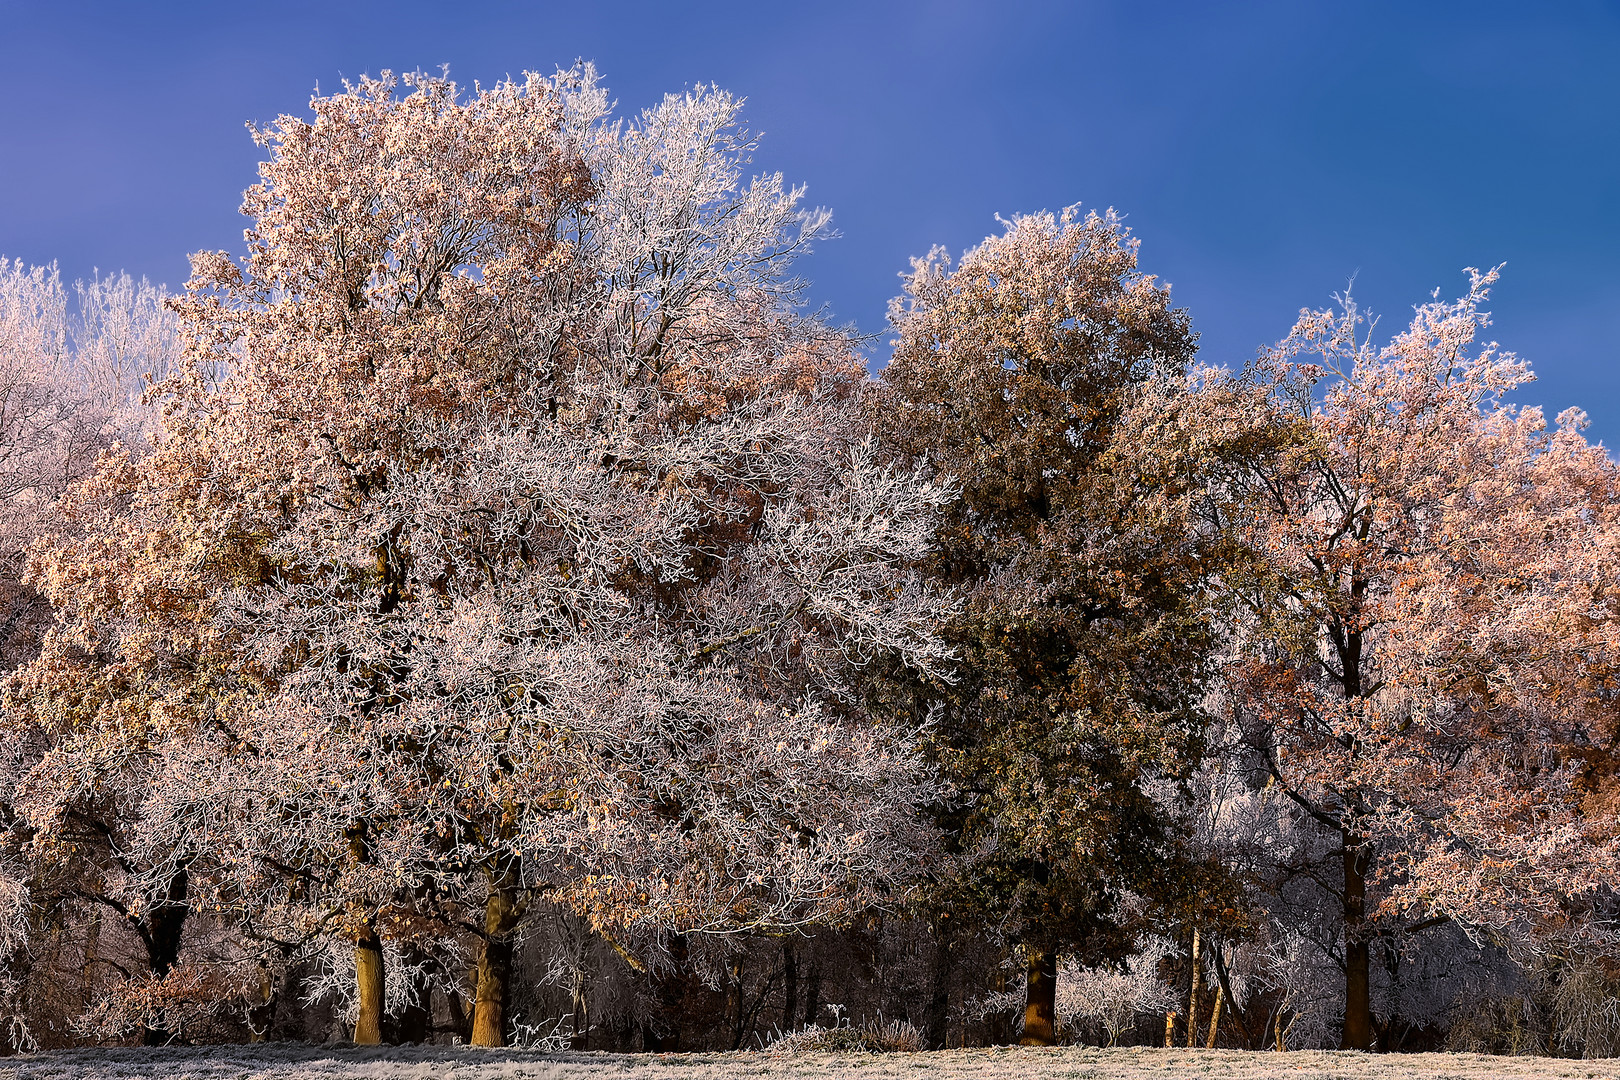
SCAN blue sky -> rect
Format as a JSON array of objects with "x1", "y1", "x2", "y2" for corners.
[{"x1": 3, "y1": 1, "x2": 1617, "y2": 444}]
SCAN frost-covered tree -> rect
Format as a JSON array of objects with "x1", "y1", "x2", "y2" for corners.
[
  {"x1": 0, "y1": 258, "x2": 179, "y2": 1049},
  {"x1": 8, "y1": 67, "x2": 952, "y2": 1049},
  {"x1": 1214, "y1": 269, "x2": 1620, "y2": 1049}
]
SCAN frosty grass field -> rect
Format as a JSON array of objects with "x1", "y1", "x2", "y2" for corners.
[{"x1": 2, "y1": 1046, "x2": 1619, "y2": 1080}]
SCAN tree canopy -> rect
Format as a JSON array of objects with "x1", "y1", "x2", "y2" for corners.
[{"x1": 0, "y1": 67, "x2": 1617, "y2": 1058}]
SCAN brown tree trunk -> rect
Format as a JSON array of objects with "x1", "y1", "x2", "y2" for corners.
[
  {"x1": 470, "y1": 872, "x2": 524, "y2": 1047},
  {"x1": 1340, "y1": 831, "x2": 1373, "y2": 1051},
  {"x1": 250, "y1": 964, "x2": 297, "y2": 1044},
  {"x1": 345, "y1": 819, "x2": 383, "y2": 1046},
  {"x1": 81, "y1": 912, "x2": 100, "y2": 1008},
  {"x1": 1185, "y1": 927, "x2": 1202, "y2": 1049},
  {"x1": 354, "y1": 919, "x2": 385, "y2": 1045},
  {"x1": 248, "y1": 963, "x2": 274, "y2": 1043},
  {"x1": 143, "y1": 869, "x2": 190, "y2": 979},
  {"x1": 1164, "y1": 1009, "x2": 1177, "y2": 1047},
  {"x1": 1018, "y1": 946, "x2": 1058, "y2": 1046}
]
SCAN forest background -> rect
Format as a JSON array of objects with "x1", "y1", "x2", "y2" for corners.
[{"x1": 2, "y1": 0, "x2": 1620, "y2": 1063}]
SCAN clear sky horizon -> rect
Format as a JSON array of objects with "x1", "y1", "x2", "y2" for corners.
[{"x1": 2, "y1": 1, "x2": 1616, "y2": 444}]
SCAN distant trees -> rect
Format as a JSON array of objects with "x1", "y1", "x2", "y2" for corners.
[
  {"x1": 0, "y1": 64, "x2": 1618, "y2": 1058},
  {"x1": 0, "y1": 258, "x2": 179, "y2": 1044}
]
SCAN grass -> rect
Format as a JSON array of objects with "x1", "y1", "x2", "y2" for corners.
[{"x1": 2, "y1": 1045, "x2": 1620, "y2": 1080}]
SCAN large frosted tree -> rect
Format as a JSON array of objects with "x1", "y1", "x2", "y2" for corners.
[
  {"x1": 10, "y1": 68, "x2": 951, "y2": 1047},
  {"x1": 1215, "y1": 269, "x2": 1620, "y2": 1049}
]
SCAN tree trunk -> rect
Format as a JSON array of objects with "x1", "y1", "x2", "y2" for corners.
[
  {"x1": 925, "y1": 927, "x2": 952, "y2": 1049},
  {"x1": 570, "y1": 964, "x2": 589, "y2": 1049},
  {"x1": 143, "y1": 868, "x2": 189, "y2": 979},
  {"x1": 254, "y1": 964, "x2": 298, "y2": 1044},
  {"x1": 1185, "y1": 926, "x2": 1202, "y2": 1049},
  {"x1": 1377, "y1": 937, "x2": 1405, "y2": 1051},
  {"x1": 354, "y1": 919, "x2": 385, "y2": 1045},
  {"x1": 726, "y1": 954, "x2": 745, "y2": 1050},
  {"x1": 81, "y1": 911, "x2": 100, "y2": 1007},
  {"x1": 1018, "y1": 946, "x2": 1058, "y2": 1046},
  {"x1": 1164, "y1": 1009, "x2": 1177, "y2": 1048},
  {"x1": 645, "y1": 933, "x2": 688, "y2": 1051},
  {"x1": 345, "y1": 819, "x2": 383, "y2": 1046},
  {"x1": 446, "y1": 986, "x2": 472, "y2": 1044},
  {"x1": 801, "y1": 951, "x2": 821, "y2": 1030},
  {"x1": 987, "y1": 955, "x2": 1011, "y2": 1045},
  {"x1": 1340, "y1": 831, "x2": 1373, "y2": 1051},
  {"x1": 247, "y1": 963, "x2": 275, "y2": 1043},
  {"x1": 1205, "y1": 984, "x2": 1225, "y2": 1048},
  {"x1": 392, "y1": 943, "x2": 432, "y2": 1045},
  {"x1": 138, "y1": 868, "x2": 190, "y2": 1046},
  {"x1": 394, "y1": 983, "x2": 431, "y2": 1045},
  {"x1": 1209, "y1": 937, "x2": 1255, "y2": 1050},
  {"x1": 781, "y1": 940, "x2": 798, "y2": 1035},
  {"x1": 1334, "y1": 619, "x2": 1374, "y2": 1053},
  {"x1": 470, "y1": 873, "x2": 524, "y2": 1047}
]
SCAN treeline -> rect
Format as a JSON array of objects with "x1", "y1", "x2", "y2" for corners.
[{"x1": 0, "y1": 66, "x2": 1617, "y2": 1057}]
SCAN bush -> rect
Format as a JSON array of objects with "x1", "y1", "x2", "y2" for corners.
[{"x1": 766, "y1": 1018, "x2": 925, "y2": 1054}]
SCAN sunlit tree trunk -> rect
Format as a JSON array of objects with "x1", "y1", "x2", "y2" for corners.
[
  {"x1": 1018, "y1": 946, "x2": 1058, "y2": 1046},
  {"x1": 353, "y1": 918, "x2": 385, "y2": 1045},
  {"x1": 1205, "y1": 984, "x2": 1224, "y2": 1048},
  {"x1": 470, "y1": 866, "x2": 524, "y2": 1047},
  {"x1": 1185, "y1": 926, "x2": 1202, "y2": 1049}
]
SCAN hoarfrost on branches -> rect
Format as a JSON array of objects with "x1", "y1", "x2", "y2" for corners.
[{"x1": 4, "y1": 66, "x2": 955, "y2": 1045}]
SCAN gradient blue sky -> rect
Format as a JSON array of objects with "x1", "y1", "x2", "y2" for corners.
[{"x1": 3, "y1": 1, "x2": 1617, "y2": 444}]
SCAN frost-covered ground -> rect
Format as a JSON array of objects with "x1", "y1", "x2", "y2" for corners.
[{"x1": 2, "y1": 1046, "x2": 1619, "y2": 1080}]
